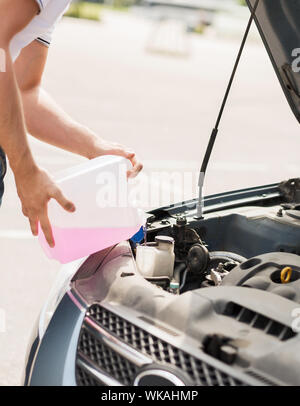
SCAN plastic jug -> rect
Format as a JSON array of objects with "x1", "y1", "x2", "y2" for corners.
[{"x1": 38, "y1": 155, "x2": 145, "y2": 264}]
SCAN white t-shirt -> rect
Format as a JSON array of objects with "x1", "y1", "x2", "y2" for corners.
[{"x1": 10, "y1": 0, "x2": 71, "y2": 62}]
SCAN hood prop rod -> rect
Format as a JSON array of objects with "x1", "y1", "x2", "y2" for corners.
[{"x1": 195, "y1": 0, "x2": 260, "y2": 219}]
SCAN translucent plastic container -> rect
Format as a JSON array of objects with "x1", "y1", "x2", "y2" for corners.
[
  {"x1": 136, "y1": 236, "x2": 175, "y2": 279},
  {"x1": 38, "y1": 155, "x2": 145, "y2": 264}
]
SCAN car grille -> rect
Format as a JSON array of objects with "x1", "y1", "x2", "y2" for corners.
[
  {"x1": 76, "y1": 364, "x2": 102, "y2": 386},
  {"x1": 77, "y1": 327, "x2": 138, "y2": 385},
  {"x1": 76, "y1": 303, "x2": 247, "y2": 386}
]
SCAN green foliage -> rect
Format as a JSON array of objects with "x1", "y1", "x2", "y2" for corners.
[
  {"x1": 110, "y1": 0, "x2": 136, "y2": 8},
  {"x1": 193, "y1": 24, "x2": 205, "y2": 35},
  {"x1": 64, "y1": 2, "x2": 102, "y2": 21},
  {"x1": 64, "y1": 0, "x2": 135, "y2": 20}
]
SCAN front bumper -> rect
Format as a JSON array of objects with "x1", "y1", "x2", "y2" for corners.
[{"x1": 26, "y1": 291, "x2": 86, "y2": 386}]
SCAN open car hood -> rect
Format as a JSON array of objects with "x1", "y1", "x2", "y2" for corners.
[{"x1": 246, "y1": 0, "x2": 300, "y2": 122}]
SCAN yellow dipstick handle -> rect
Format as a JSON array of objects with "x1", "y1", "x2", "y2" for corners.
[{"x1": 281, "y1": 267, "x2": 292, "y2": 284}]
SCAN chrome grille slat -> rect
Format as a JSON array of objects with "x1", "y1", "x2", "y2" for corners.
[
  {"x1": 77, "y1": 353, "x2": 123, "y2": 386},
  {"x1": 78, "y1": 326, "x2": 138, "y2": 385},
  {"x1": 76, "y1": 365, "x2": 102, "y2": 386},
  {"x1": 84, "y1": 317, "x2": 152, "y2": 367}
]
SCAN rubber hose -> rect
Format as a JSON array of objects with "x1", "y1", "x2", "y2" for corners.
[
  {"x1": 173, "y1": 263, "x2": 187, "y2": 284},
  {"x1": 209, "y1": 251, "x2": 247, "y2": 264}
]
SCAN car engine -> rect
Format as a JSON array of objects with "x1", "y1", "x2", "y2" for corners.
[{"x1": 132, "y1": 205, "x2": 300, "y2": 304}]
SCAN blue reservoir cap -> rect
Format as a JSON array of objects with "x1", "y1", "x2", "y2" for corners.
[{"x1": 130, "y1": 226, "x2": 144, "y2": 243}]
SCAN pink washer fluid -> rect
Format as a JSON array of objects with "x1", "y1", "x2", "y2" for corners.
[{"x1": 37, "y1": 155, "x2": 145, "y2": 263}]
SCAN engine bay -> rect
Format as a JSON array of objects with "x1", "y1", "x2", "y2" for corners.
[
  {"x1": 71, "y1": 181, "x2": 300, "y2": 385},
  {"x1": 131, "y1": 185, "x2": 300, "y2": 304}
]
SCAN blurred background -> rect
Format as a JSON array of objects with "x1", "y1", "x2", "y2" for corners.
[{"x1": 1, "y1": 0, "x2": 300, "y2": 385}]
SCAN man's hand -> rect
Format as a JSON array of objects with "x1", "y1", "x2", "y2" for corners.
[
  {"x1": 14, "y1": 160, "x2": 75, "y2": 248},
  {"x1": 89, "y1": 139, "x2": 143, "y2": 179}
]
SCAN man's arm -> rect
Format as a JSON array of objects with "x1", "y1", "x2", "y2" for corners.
[
  {"x1": 15, "y1": 41, "x2": 143, "y2": 178},
  {"x1": 0, "y1": 0, "x2": 75, "y2": 247}
]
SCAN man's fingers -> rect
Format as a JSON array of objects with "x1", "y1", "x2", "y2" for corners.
[
  {"x1": 127, "y1": 165, "x2": 143, "y2": 178},
  {"x1": 39, "y1": 212, "x2": 54, "y2": 248},
  {"x1": 52, "y1": 189, "x2": 76, "y2": 213},
  {"x1": 107, "y1": 144, "x2": 142, "y2": 178},
  {"x1": 127, "y1": 155, "x2": 143, "y2": 178},
  {"x1": 28, "y1": 216, "x2": 38, "y2": 236},
  {"x1": 124, "y1": 150, "x2": 135, "y2": 160}
]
